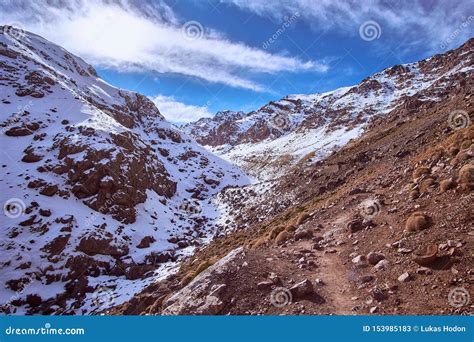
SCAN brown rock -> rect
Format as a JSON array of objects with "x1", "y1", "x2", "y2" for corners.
[
  {"x1": 21, "y1": 153, "x2": 43, "y2": 163},
  {"x1": 39, "y1": 209, "x2": 51, "y2": 217},
  {"x1": 125, "y1": 265, "x2": 156, "y2": 280},
  {"x1": 26, "y1": 294, "x2": 42, "y2": 307},
  {"x1": 294, "y1": 228, "x2": 313, "y2": 240},
  {"x1": 77, "y1": 236, "x2": 129, "y2": 257},
  {"x1": 289, "y1": 279, "x2": 313, "y2": 298},
  {"x1": 40, "y1": 184, "x2": 58, "y2": 196},
  {"x1": 371, "y1": 287, "x2": 388, "y2": 301},
  {"x1": 257, "y1": 281, "x2": 274, "y2": 290},
  {"x1": 137, "y1": 236, "x2": 156, "y2": 249},
  {"x1": 367, "y1": 252, "x2": 385, "y2": 265},
  {"x1": 5, "y1": 123, "x2": 40, "y2": 136},
  {"x1": 42, "y1": 235, "x2": 70, "y2": 255},
  {"x1": 412, "y1": 244, "x2": 438, "y2": 265},
  {"x1": 19, "y1": 215, "x2": 37, "y2": 226}
]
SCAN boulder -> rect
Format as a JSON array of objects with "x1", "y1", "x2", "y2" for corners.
[
  {"x1": 374, "y1": 259, "x2": 389, "y2": 270},
  {"x1": 412, "y1": 244, "x2": 438, "y2": 265},
  {"x1": 162, "y1": 248, "x2": 243, "y2": 315},
  {"x1": 398, "y1": 272, "x2": 411, "y2": 282},
  {"x1": 40, "y1": 184, "x2": 58, "y2": 197},
  {"x1": 294, "y1": 228, "x2": 313, "y2": 240},
  {"x1": 137, "y1": 236, "x2": 156, "y2": 249},
  {"x1": 367, "y1": 252, "x2": 385, "y2": 265},
  {"x1": 77, "y1": 236, "x2": 129, "y2": 257},
  {"x1": 289, "y1": 279, "x2": 313, "y2": 298}
]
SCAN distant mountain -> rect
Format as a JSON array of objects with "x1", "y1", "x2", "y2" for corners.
[
  {"x1": 184, "y1": 40, "x2": 473, "y2": 181},
  {"x1": 0, "y1": 28, "x2": 249, "y2": 314}
]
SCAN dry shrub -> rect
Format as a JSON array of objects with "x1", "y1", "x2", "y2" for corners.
[
  {"x1": 252, "y1": 237, "x2": 268, "y2": 249},
  {"x1": 180, "y1": 273, "x2": 194, "y2": 287},
  {"x1": 405, "y1": 212, "x2": 431, "y2": 232},
  {"x1": 295, "y1": 212, "x2": 310, "y2": 225},
  {"x1": 413, "y1": 166, "x2": 430, "y2": 180},
  {"x1": 448, "y1": 145, "x2": 460, "y2": 156},
  {"x1": 458, "y1": 164, "x2": 474, "y2": 191},
  {"x1": 409, "y1": 190, "x2": 420, "y2": 200},
  {"x1": 419, "y1": 178, "x2": 436, "y2": 192},
  {"x1": 460, "y1": 140, "x2": 472, "y2": 150},
  {"x1": 275, "y1": 231, "x2": 290, "y2": 245},
  {"x1": 194, "y1": 260, "x2": 213, "y2": 276},
  {"x1": 439, "y1": 179, "x2": 456, "y2": 192},
  {"x1": 268, "y1": 225, "x2": 285, "y2": 239}
]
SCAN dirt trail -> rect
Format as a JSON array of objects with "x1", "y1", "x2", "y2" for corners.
[
  {"x1": 316, "y1": 212, "x2": 355, "y2": 314},
  {"x1": 317, "y1": 250, "x2": 354, "y2": 315}
]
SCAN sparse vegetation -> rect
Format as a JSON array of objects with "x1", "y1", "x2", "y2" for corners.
[
  {"x1": 274, "y1": 230, "x2": 290, "y2": 245},
  {"x1": 405, "y1": 212, "x2": 431, "y2": 232},
  {"x1": 412, "y1": 166, "x2": 430, "y2": 180},
  {"x1": 439, "y1": 178, "x2": 456, "y2": 192}
]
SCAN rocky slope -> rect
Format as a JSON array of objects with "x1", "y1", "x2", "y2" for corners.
[
  {"x1": 114, "y1": 39, "x2": 473, "y2": 315},
  {"x1": 0, "y1": 28, "x2": 249, "y2": 314},
  {"x1": 184, "y1": 37, "x2": 474, "y2": 236}
]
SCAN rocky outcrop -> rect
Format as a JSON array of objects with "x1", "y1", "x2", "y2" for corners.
[{"x1": 162, "y1": 248, "x2": 244, "y2": 315}]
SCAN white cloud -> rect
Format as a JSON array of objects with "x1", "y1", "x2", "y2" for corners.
[
  {"x1": 151, "y1": 95, "x2": 212, "y2": 123},
  {"x1": 0, "y1": 0, "x2": 325, "y2": 92},
  {"x1": 222, "y1": 0, "x2": 474, "y2": 52}
]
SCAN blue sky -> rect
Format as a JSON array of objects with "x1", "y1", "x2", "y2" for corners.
[{"x1": 1, "y1": 0, "x2": 473, "y2": 123}]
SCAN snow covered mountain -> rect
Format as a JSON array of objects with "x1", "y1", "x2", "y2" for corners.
[
  {"x1": 0, "y1": 28, "x2": 249, "y2": 314},
  {"x1": 184, "y1": 41, "x2": 474, "y2": 181}
]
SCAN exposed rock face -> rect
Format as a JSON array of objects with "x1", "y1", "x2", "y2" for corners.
[
  {"x1": 0, "y1": 28, "x2": 248, "y2": 314},
  {"x1": 55, "y1": 130, "x2": 177, "y2": 223},
  {"x1": 162, "y1": 248, "x2": 244, "y2": 315},
  {"x1": 77, "y1": 233, "x2": 129, "y2": 257}
]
